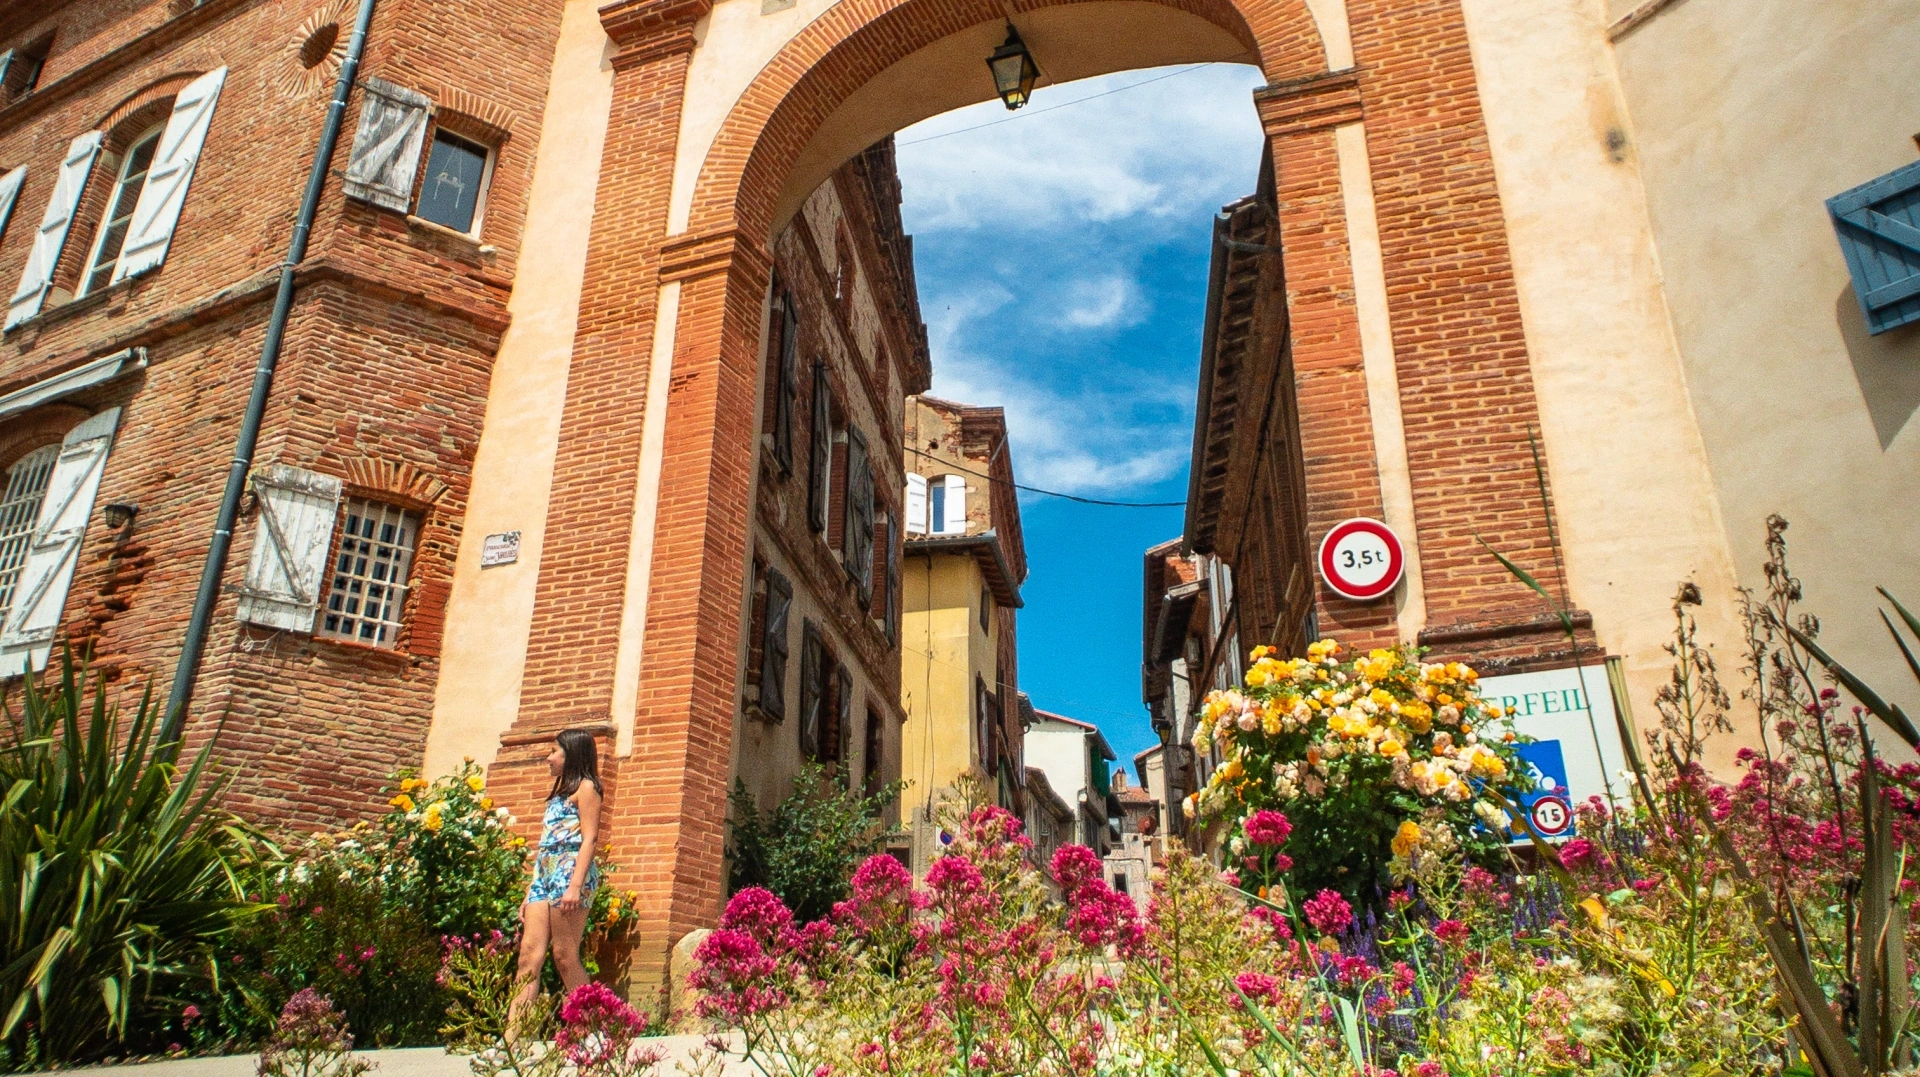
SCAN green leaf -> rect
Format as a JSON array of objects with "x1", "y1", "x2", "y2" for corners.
[
  {"x1": 1475, "y1": 533, "x2": 1573, "y2": 635},
  {"x1": 1788, "y1": 624, "x2": 1920, "y2": 750}
]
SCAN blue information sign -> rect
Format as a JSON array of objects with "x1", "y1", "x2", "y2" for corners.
[{"x1": 1510, "y1": 740, "x2": 1574, "y2": 840}]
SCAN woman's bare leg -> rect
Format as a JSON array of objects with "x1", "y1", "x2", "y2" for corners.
[
  {"x1": 508, "y1": 901, "x2": 552, "y2": 1034},
  {"x1": 547, "y1": 903, "x2": 592, "y2": 995}
]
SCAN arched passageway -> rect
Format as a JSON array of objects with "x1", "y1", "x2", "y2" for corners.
[{"x1": 483, "y1": 0, "x2": 1559, "y2": 984}]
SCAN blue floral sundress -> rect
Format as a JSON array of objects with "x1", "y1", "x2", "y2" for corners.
[{"x1": 526, "y1": 794, "x2": 599, "y2": 905}]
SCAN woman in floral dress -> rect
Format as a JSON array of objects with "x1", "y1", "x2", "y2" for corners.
[{"x1": 509, "y1": 728, "x2": 603, "y2": 1023}]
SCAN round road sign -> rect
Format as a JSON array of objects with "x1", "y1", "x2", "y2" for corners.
[
  {"x1": 1317, "y1": 518, "x2": 1405, "y2": 601},
  {"x1": 1529, "y1": 795, "x2": 1572, "y2": 838}
]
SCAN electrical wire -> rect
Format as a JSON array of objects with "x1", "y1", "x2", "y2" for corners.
[
  {"x1": 906, "y1": 446, "x2": 1185, "y2": 508},
  {"x1": 896, "y1": 63, "x2": 1218, "y2": 147}
]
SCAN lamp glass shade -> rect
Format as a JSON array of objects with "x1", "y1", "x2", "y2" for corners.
[{"x1": 986, "y1": 28, "x2": 1040, "y2": 110}]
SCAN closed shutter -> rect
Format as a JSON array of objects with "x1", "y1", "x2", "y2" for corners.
[
  {"x1": 942, "y1": 475, "x2": 967, "y2": 535},
  {"x1": 832, "y1": 663, "x2": 852, "y2": 765},
  {"x1": 343, "y1": 78, "x2": 433, "y2": 212},
  {"x1": 0, "y1": 409, "x2": 120, "y2": 674},
  {"x1": 0, "y1": 166, "x2": 25, "y2": 246},
  {"x1": 844, "y1": 429, "x2": 874, "y2": 601},
  {"x1": 869, "y1": 511, "x2": 890, "y2": 622},
  {"x1": 6, "y1": 131, "x2": 102, "y2": 331},
  {"x1": 806, "y1": 363, "x2": 831, "y2": 533},
  {"x1": 1829, "y1": 159, "x2": 1920, "y2": 335},
  {"x1": 235, "y1": 464, "x2": 342, "y2": 631},
  {"x1": 798, "y1": 619, "x2": 823, "y2": 758},
  {"x1": 111, "y1": 66, "x2": 226, "y2": 284},
  {"x1": 760, "y1": 567, "x2": 791, "y2": 721},
  {"x1": 904, "y1": 473, "x2": 927, "y2": 534},
  {"x1": 886, "y1": 516, "x2": 901, "y2": 645},
  {"x1": 769, "y1": 292, "x2": 797, "y2": 473}
]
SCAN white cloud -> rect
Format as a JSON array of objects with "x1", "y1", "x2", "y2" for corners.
[
  {"x1": 896, "y1": 64, "x2": 1269, "y2": 236},
  {"x1": 1060, "y1": 276, "x2": 1146, "y2": 329}
]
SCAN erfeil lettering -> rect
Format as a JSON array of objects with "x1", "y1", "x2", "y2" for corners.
[{"x1": 1494, "y1": 686, "x2": 1588, "y2": 718}]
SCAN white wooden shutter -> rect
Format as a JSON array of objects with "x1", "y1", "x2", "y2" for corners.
[
  {"x1": 235, "y1": 465, "x2": 342, "y2": 631},
  {"x1": 942, "y1": 475, "x2": 967, "y2": 535},
  {"x1": 0, "y1": 408, "x2": 120, "y2": 675},
  {"x1": 343, "y1": 78, "x2": 432, "y2": 212},
  {"x1": 111, "y1": 67, "x2": 226, "y2": 284},
  {"x1": 6, "y1": 131, "x2": 101, "y2": 331},
  {"x1": 904, "y1": 473, "x2": 927, "y2": 534},
  {"x1": 0, "y1": 166, "x2": 25, "y2": 247}
]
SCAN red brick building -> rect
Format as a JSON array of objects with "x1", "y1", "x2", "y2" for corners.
[{"x1": 0, "y1": 0, "x2": 565, "y2": 823}]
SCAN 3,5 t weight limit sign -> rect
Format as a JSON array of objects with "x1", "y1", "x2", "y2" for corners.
[{"x1": 1317, "y1": 518, "x2": 1406, "y2": 602}]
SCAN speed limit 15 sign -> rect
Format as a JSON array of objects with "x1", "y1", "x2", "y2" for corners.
[{"x1": 1317, "y1": 518, "x2": 1405, "y2": 602}]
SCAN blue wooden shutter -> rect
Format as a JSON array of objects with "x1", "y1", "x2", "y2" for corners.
[{"x1": 1828, "y1": 159, "x2": 1920, "y2": 335}]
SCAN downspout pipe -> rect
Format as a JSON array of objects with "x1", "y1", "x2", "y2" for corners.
[{"x1": 162, "y1": 0, "x2": 380, "y2": 743}]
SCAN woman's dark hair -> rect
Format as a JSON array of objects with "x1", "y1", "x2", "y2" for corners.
[{"x1": 547, "y1": 728, "x2": 604, "y2": 801}]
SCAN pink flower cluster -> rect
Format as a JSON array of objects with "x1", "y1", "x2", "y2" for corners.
[
  {"x1": 1303, "y1": 888, "x2": 1354, "y2": 937},
  {"x1": 1244, "y1": 809, "x2": 1292, "y2": 847},
  {"x1": 555, "y1": 982, "x2": 665, "y2": 1073},
  {"x1": 1051, "y1": 845, "x2": 1144, "y2": 953}
]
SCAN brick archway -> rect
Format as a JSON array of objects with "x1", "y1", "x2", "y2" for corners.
[{"x1": 499, "y1": 0, "x2": 1554, "y2": 990}]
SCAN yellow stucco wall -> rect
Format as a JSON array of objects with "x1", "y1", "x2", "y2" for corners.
[{"x1": 900, "y1": 551, "x2": 994, "y2": 815}]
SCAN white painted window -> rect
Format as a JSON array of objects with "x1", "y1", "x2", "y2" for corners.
[
  {"x1": 237, "y1": 465, "x2": 341, "y2": 630},
  {"x1": 7, "y1": 130, "x2": 100, "y2": 330},
  {"x1": 0, "y1": 444, "x2": 59, "y2": 627},
  {"x1": 942, "y1": 474, "x2": 967, "y2": 535},
  {"x1": 319, "y1": 498, "x2": 418, "y2": 647},
  {"x1": 0, "y1": 409, "x2": 120, "y2": 674},
  {"x1": 111, "y1": 66, "x2": 228, "y2": 283},
  {"x1": 904, "y1": 472, "x2": 927, "y2": 534},
  {"x1": 78, "y1": 125, "x2": 162, "y2": 297},
  {"x1": 0, "y1": 166, "x2": 27, "y2": 251}
]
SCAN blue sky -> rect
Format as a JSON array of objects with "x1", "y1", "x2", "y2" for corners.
[{"x1": 894, "y1": 62, "x2": 1269, "y2": 776}]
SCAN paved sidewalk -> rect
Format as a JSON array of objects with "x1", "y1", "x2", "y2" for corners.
[{"x1": 55, "y1": 1036, "x2": 756, "y2": 1075}]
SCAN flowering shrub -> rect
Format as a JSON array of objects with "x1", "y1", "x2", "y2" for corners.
[
  {"x1": 687, "y1": 756, "x2": 1800, "y2": 1073},
  {"x1": 726, "y1": 764, "x2": 903, "y2": 922},
  {"x1": 256, "y1": 989, "x2": 375, "y2": 1077},
  {"x1": 1190, "y1": 639, "x2": 1527, "y2": 900},
  {"x1": 355, "y1": 760, "x2": 529, "y2": 937}
]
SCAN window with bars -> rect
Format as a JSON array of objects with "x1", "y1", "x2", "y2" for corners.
[
  {"x1": 319, "y1": 498, "x2": 418, "y2": 647},
  {"x1": 0, "y1": 445, "x2": 57, "y2": 628}
]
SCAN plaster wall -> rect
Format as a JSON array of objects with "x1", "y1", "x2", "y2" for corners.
[
  {"x1": 900, "y1": 551, "x2": 992, "y2": 812},
  {"x1": 425, "y1": 0, "x2": 616, "y2": 776},
  {"x1": 1024, "y1": 723, "x2": 1094, "y2": 842},
  {"x1": 1455, "y1": 0, "x2": 1744, "y2": 735},
  {"x1": 1604, "y1": 0, "x2": 1920, "y2": 721}
]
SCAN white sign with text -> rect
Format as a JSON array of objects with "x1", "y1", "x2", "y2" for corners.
[{"x1": 1477, "y1": 663, "x2": 1633, "y2": 809}]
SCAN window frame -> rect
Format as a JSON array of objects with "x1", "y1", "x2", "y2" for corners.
[
  {"x1": 412, "y1": 127, "x2": 496, "y2": 239},
  {"x1": 76, "y1": 123, "x2": 164, "y2": 299},
  {"x1": 0, "y1": 443, "x2": 60, "y2": 630},
  {"x1": 315, "y1": 495, "x2": 422, "y2": 650}
]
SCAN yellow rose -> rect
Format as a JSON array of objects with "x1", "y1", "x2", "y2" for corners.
[
  {"x1": 480, "y1": 797, "x2": 495, "y2": 811},
  {"x1": 1250, "y1": 645, "x2": 1274, "y2": 661},
  {"x1": 466, "y1": 775, "x2": 485, "y2": 793},
  {"x1": 422, "y1": 804, "x2": 445, "y2": 832},
  {"x1": 389, "y1": 794, "x2": 416, "y2": 812},
  {"x1": 1379, "y1": 739, "x2": 1403, "y2": 757},
  {"x1": 1390, "y1": 820, "x2": 1422, "y2": 857}
]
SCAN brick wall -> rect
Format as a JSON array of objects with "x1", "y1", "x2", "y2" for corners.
[{"x1": 0, "y1": 0, "x2": 564, "y2": 828}]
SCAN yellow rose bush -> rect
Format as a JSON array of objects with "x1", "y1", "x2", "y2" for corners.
[{"x1": 1190, "y1": 640, "x2": 1528, "y2": 902}]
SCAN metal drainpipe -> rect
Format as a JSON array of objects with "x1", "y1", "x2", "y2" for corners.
[{"x1": 161, "y1": 0, "x2": 380, "y2": 744}]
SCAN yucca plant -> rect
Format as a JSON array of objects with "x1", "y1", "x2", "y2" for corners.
[{"x1": 0, "y1": 650, "x2": 268, "y2": 1066}]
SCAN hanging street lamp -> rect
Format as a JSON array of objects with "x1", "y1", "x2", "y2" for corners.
[{"x1": 986, "y1": 24, "x2": 1041, "y2": 110}]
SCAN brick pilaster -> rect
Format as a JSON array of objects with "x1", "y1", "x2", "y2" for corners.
[
  {"x1": 499, "y1": 0, "x2": 712, "y2": 988},
  {"x1": 1255, "y1": 72, "x2": 1396, "y2": 649}
]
